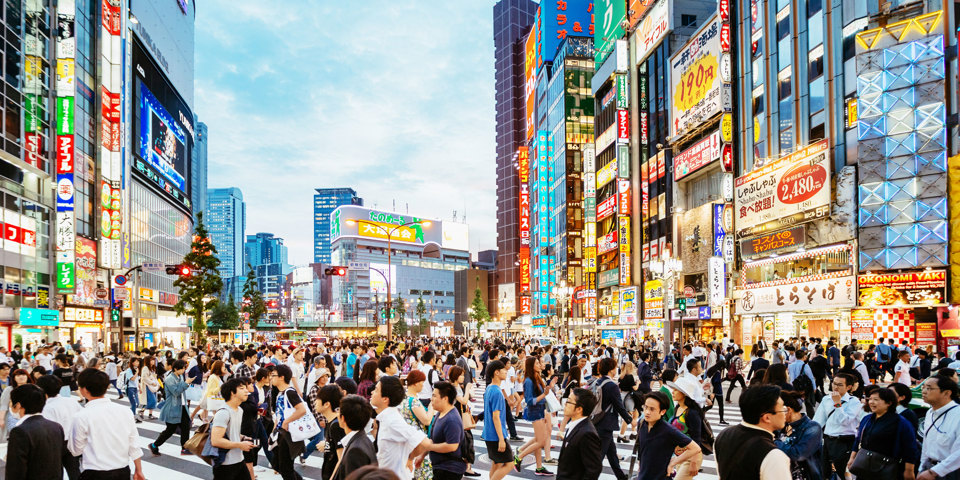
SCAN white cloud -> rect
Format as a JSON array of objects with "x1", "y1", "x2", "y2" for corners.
[{"x1": 196, "y1": 1, "x2": 499, "y2": 265}]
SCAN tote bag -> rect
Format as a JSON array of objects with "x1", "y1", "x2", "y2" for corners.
[{"x1": 280, "y1": 388, "x2": 321, "y2": 442}]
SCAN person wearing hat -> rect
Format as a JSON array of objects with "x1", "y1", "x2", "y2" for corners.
[{"x1": 667, "y1": 375, "x2": 705, "y2": 480}]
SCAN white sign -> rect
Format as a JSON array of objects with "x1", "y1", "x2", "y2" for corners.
[
  {"x1": 670, "y1": 17, "x2": 723, "y2": 138},
  {"x1": 736, "y1": 276, "x2": 857, "y2": 314},
  {"x1": 709, "y1": 257, "x2": 725, "y2": 308},
  {"x1": 112, "y1": 288, "x2": 129, "y2": 301},
  {"x1": 734, "y1": 139, "x2": 831, "y2": 234},
  {"x1": 720, "y1": 53, "x2": 732, "y2": 83},
  {"x1": 348, "y1": 261, "x2": 370, "y2": 270},
  {"x1": 633, "y1": 0, "x2": 672, "y2": 63},
  {"x1": 141, "y1": 262, "x2": 164, "y2": 272}
]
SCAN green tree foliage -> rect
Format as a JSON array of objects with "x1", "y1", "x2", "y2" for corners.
[
  {"x1": 392, "y1": 315, "x2": 408, "y2": 337},
  {"x1": 394, "y1": 294, "x2": 406, "y2": 324},
  {"x1": 241, "y1": 264, "x2": 266, "y2": 330},
  {"x1": 415, "y1": 294, "x2": 427, "y2": 335},
  {"x1": 173, "y1": 212, "x2": 223, "y2": 344},
  {"x1": 469, "y1": 281, "x2": 491, "y2": 336},
  {"x1": 208, "y1": 294, "x2": 240, "y2": 334}
]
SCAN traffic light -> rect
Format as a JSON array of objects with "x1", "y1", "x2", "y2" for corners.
[
  {"x1": 111, "y1": 300, "x2": 122, "y2": 324},
  {"x1": 677, "y1": 298, "x2": 686, "y2": 313},
  {"x1": 324, "y1": 266, "x2": 348, "y2": 276},
  {"x1": 165, "y1": 264, "x2": 192, "y2": 277}
]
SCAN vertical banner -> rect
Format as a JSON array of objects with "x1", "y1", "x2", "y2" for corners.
[
  {"x1": 55, "y1": 0, "x2": 77, "y2": 291},
  {"x1": 99, "y1": 0, "x2": 123, "y2": 268},
  {"x1": 619, "y1": 217, "x2": 631, "y2": 285}
]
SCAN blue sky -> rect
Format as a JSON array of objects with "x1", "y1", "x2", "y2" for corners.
[{"x1": 195, "y1": 1, "x2": 499, "y2": 265}]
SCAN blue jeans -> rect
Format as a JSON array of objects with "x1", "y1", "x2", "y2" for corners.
[
  {"x1": 127, "y1": 387, "x2": 139, "y2": 415},
  {"x1": 301, "y1": 428, "x2": 325, "y2": 459},
  {"x1": 111, "y1": 379, "x2": 122, "y2": 396},
  {"x1": 145, "y1": 389, "x2": 157, "y2": 410}
]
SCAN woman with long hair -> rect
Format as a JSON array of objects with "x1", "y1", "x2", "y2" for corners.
[
  {"x1": 442, "y1": 353, "x2": 456, "y2": 379},
  {"x1": 399, "y1": 369, "x2": 433, "y2": 480},
  {"x1": 139, "y1": 355, "x2": 160, "y2": 419},
  {"x1": 618, "y1": 361, "x2": 640, "y2": 442},
  {"x1": 192, "y1": 359, "x2": 225, "y2": 422},
  {"x1": 0, "y1": 369, "x2": 31, "y2": 436},
  {"x1": 357, "y1": 359, "x2": 379, "y2": 400},
  {"x1": 763, "y1": 363, "x2": 793, "y2": 391},
  {"x1": 705, "y1": 358, "x2": 729, "y2": 425},
  {"x1": 513, "y1": 356, "x2": 557, "y2": 476},
  {"x1": 122, "y1": 357, "x2": 142, "y2": 421}
]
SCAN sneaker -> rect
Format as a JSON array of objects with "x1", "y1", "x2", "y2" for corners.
[
  {"x1": 719, "y1": 420, "x2": 729, "y2": 425},
  {"x1": 180, "y1": 448, "x2": 191, "y2": 455},
  {"x1": 534, "y1": 467, "x2": 553, "y2": 476},
  {"x1": 509, "y1": 435, "x2": 523, "y2": 442},
  {"x1": 544, "y1": 458, "x2": 558, "y2": 465},
  {"x1": 148, "y1": 443, "x2": 160, "y2": 456},
  {"x1": 464, "y1": 471, "x2": 481, "y2": 477},
  {"x1": 514, "y1": 455, "x2": 523, "y2": 472},
  {"x1": 135, "y1": 418, "x2": 142, "y2": 424}
]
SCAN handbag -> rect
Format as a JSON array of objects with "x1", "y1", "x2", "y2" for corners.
[
  {"x1": 184, "y1": 423, "x2": 211, "y2": 463},
  {"x1": 545, "y1": 390, "x2": 562, "y2": 413},
  {"x1": 849, "y1": 449, "x2": 898, "y2": 480},
  {"x1": 185, "y1": 384, "x2": 203, "y2": 402},
  {"x1": 280, "y1": 388, "x2": 322, "y2": 442}
]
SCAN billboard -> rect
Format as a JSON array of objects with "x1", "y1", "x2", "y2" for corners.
[
  {"x1": 330, "y1": 206, "x2": 442, "y2": 246},
  {"x1": 132, "y1": 38, "x2": 194, "y2": 211},
  {"x1": 734, "y1": 139, "x2": 831, "y2": 236},
  {"x1": 524, "y1": 28, "x2": 536, "y2": 141},
  {"x1": 857, "y1": 270, "x2": 947, "y2": 307},
  {"x1": 674, "y1": 130, "x2": 721, "y2": 180},
  {"x1": 670, "y1": 17, "x2": 722, "y2": 138},
  {"x1": 632, "y1": 0, "x2": 671, "y2": 63},
  {"x1": 369, "y1": 263, "x2": 396, "y2": 296},
  {"x1": 595, "y1": 0, "x2": 626, "y2": 63},
  {"x1": 68, "y1": 237, "x2": 97, "y2": 307},
  {"x1": 519, "y1": 147, "x2": 530, "y2": 247},
  {"x1": 737, "y1": 276, "x2": 858, "y2": 314},
  {"x1": 540, "y1": 0, "x2": 594, "y2": 65}
]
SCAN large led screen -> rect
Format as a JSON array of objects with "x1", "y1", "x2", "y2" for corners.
[{"x1": 132, "y1": 37, "x2": 193, "y2": 210}]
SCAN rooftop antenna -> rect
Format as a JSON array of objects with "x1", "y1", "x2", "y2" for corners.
[
  {"x1": 392, "y1": 199, "x2": 396, "y2": 211},
  {"x1": 452, "y1": 210, "x2": 458, "y2": 223},
  {"x1": 406, "y1": 203, "x2": 409, "y2": 214}
]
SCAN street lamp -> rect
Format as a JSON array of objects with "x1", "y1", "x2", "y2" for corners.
[
  {"x1": 552, "y1": 282, "x2": 575, "y2": 343},
  {"x1": 345, "y1": 218, "x2": 432, "y2": 341}
]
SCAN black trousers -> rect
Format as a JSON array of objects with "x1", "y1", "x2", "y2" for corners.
[
  {"x1": 506, "y1": 408, "x2": 518, "y2": 437},
  {"x1": 155, "y1": 406, "x2": 191, "y2": 447},
  {"x1": 822, "y1": 436, "x2": 854, "y2": 480},
  {"x1": 78, "y1": 467, "x2": 130, "y2": 480},
  {"x1": 433, "y1": 469, "x2": 463, "y2": 480},
  {"x1": 272, "y1": 436, "x2": 303, "y2": 480},
  {"x1": 213, "y1": 461, "x2": 252, "y2": 480},
  {"x1": 725, "y1": 375, "x2": 746, "y2": 401},
  {"x1": 599, "y1": 429, "x2": 626, "y2": 480},
  {"x1": 64, "y1": 453, "x2": 81, "y2": 480}
]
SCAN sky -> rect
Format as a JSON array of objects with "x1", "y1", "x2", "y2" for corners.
[{"x1": 195, "y1": 1, "x2": 499, "y2": 265}]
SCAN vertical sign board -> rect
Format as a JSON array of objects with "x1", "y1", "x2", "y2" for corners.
[
  {"x1": 618, "y1": 217, "x2": 631, "y2": 285},
  {"x1": 99, "y1": 0, "x2": 123, "y2": 269},
  {"x1": 55, "y1": 0, "x2": 77, "y2": 290}
]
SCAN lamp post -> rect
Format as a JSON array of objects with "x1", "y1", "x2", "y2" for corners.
[
  {"x1": 346, "y1": 218, "x2": 432, "y2": 341},
  {"x1": 552, "y1": 282, "x2": 575, "y2": 343}
]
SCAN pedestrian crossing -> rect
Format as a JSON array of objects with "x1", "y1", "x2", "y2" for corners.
[{"x1": 0, "y1": 385, "x2": 743, "y2": 479}]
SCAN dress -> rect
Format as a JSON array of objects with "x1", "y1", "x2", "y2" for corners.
[{"x1": 400, "y1": 396, "x2": 433, "y2": 480}]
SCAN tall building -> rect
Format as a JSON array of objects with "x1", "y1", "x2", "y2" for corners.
[
  {"x1": 244, "y1": 233, "x2": 290, "y2": 319},
  {"x1": 207, "y1": 188, "x2": 246, "y2": 299},
  {"x1": 192, "y1": 121, "x2": 208, "y2": 219},
  {"x1": 492, "y1": 0, "x2": 537, "y2": 326},
  {"x1": 314, "y1": 188, "x2": 363, "y2": 264},
  {"x1": 329, "y1": 206, "x2": 471, "y2": 335}
]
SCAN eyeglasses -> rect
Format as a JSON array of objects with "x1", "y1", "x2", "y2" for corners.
[
  {"x1": 767, "y1": 408, "x2": 789, "y2": 415},
  {"x1": 921, "y1": 386, "x2": 940, "y2": 391}
]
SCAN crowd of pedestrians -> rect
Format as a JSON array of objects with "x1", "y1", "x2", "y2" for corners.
[{"x1": 0, "y1": 334, "x2": 957, "y2": 480}]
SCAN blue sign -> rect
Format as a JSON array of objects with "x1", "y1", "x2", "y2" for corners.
[
  {"x1": 601, "y1": 329, "x2": 625, "y2": 340},
  {"x1": 698, "y1": 306, "x2": 712, "y2": 320},
  {"x1": 713, "y1": 203, "x2": 725, "y2": 257},
  {"x1": 19, "y1": 308, "x2": 60, "y2": 327}
]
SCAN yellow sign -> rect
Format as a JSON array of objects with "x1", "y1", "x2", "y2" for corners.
[
  {"x1": 754, "y1": 116, "x2": 760, "y2": 143},
  {"x1": 597, "y1": 160, "x2": 618, "y2": 189},
  {"x1": 721, "y1": 113, "x2": 733, "y2": 143},
  {"x1": 847, "y1": 98, "x2": 858, "y2": 126},
  {"x1": 673, "y1": 53, "x2": 719, "y2": 113},
  {"x1": 950, "y1": 154, "x2": 960, "y2": 302},
  {"x1": 357, "y1": 221, "x2": 419, "y2": 243}
]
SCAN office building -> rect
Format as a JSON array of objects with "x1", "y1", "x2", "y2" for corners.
[
  {"x1": 207, "y1": 188, "x2": 246, "y2": 300},
  {"x1": 192, "y1": 121, "x2": 208, "y2": 219},
  {"x1": 314, "y1": 188, "x2": 363, "y2": 264},
  {"x1": 244, "y1": 233, "x2": 290, "y2": 320}
]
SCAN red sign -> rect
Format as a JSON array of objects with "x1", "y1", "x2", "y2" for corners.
[
  {"x1": 101, "y1": 0, "x2": 121, "y2": 35},
  {"x1": 721, "y1": 143, "x2": 733, "y2": 172},
  {"x1": 720, "y1": 24, "x2": 731, "y2": 51},
  {"x1": 674, "y1": 131, "x2": 720, "y2": 180},
  {"x1": 518, "y1": 147, "x2": 531, "y2": 247},
  {"x1": 617, "y1": 179, "x2": 631, "y2": 215},
  {"x1": 24, "y1": 133, "x2": 41, "y2": 167},
  {"x1": 101, "y1": 87, "x2": 121, "y2": 152},
  {"x1": 518, "y1": 147, "x2": 529, "y2": 183},
  {"x1": 597, "y1": 195, "x2": 616, "y2": 221},
  {"x1": 719, "y1": 0, "x2": 730, "y2": 22},
  {"x1": 57, "y1": 135, "x2": 74, "y2": 174},
  {"x1": 519, "y1": 247, "x2": 531, "y2": 292},
  {"x1": 617, "y1": 110, "x2": 629, "y2": 140},
  {"x1": 3, "y1": 221, "x2": 36, "y2": 248},
  {"x1": 520, "y1": 297, "x2": 531, "y2": 315}
]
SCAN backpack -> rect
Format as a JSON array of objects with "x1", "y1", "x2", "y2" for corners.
[
  {"x1": 792, "y1": 362, "x2": 814, "y2": 393},
  {"x1": 726, "y1": 358, "x2": 739, "y2": 380},
  {"x1": 587, "y1": 378, "x2": 615, "y2": 425},
  {"x1": 699, "y1": 413, "x2": 715, "y2": 455}
]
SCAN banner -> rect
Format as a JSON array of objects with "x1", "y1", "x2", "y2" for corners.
[
  {"x1": 851, "y1": 309, "x2": 875, "y2": 346},
  {"x1": 674, "y1": 130, "x2": 721, "y2": 180},
  {"x1": 857, "y1": 270, "x2": 947, "y2": 307},
  {"x1": 632, "y1": 0, "x2": 671, "y2": 62},
  {"x1": 670, "y1": 17, "x2": 722, "y2": 138},
  {"x1": 736, "y1": 276, "x2": 857, "y2": 314}
]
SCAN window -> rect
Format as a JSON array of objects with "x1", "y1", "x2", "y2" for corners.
[
  {"x1": 809, "y1": 77, "x2": 825, "y2": 114},
  {"x1": 681, "y1": 15, "x2": 697, "y2": 27}
]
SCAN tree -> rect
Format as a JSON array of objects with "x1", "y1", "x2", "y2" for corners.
[
  {"x1": 173, "y1": 212, "x2": 223, "y2": 345},
  {"x1": 392, "y1": 314, "x2": 408, "y2": 337},
  {"x1": 468, "y1": 281, "x2": 491, "y2": 337},
  {"x1": 394, "y1": 295, "x2": 406, "y2": 325},
  {"x1": 208, "y1": 294, "x2": 240, "y2": 334},
  {"x1": 416, "y1": 295, "x2": 427, "y2": 337},
  {"x1": 241, "y1": 264, "x2": 266, "y2": 330}
]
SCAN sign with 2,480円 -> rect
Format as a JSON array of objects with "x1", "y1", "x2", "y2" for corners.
[{"x1": 670, "y1": 17, "x2": 722, "y2": 138}]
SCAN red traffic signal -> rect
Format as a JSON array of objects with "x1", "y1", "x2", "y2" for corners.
[
  {"x1": 324, "y1": 266, "x2": 348, "y2": 276},
  {"x1": 165, "y1": 264, "x2": 192, "y2": 277}
]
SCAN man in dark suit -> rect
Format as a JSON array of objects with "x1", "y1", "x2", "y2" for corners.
[
  {"x1": 6, "y1": 384, "x2": 70, "y2": 480},
  {"x1": 334, "y1": 394, "x2": 377, "y2": 480},
  {"x1": 557, "y1": 388, "x2": 602, "y2": 480},
  {"x1": 595, "y1": 357, "x2": 634, "y2": 480}
]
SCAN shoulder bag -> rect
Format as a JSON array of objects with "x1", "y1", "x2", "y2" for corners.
[{"x1": 281, "y1": 387, "x2": 321, "y2": 442}]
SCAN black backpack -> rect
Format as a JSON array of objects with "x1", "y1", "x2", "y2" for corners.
[{"x1": 792, "y1": 362, "x2": 814, "y2": 393}]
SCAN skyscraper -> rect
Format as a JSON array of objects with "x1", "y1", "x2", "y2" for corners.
[
  {"x1": 245, "y1": 233, "x2": 290, "y2": 318},
  {"x1": 192, "y1": 121, "x2": 209, "y2": 219},
  {"x1": 314, "y1": 188, "x2": 363, "y2": 263},
  {"x1": 493, "y1": 0, "x2": 537, "y2": 324},
  {"x1": 207, "y1": 188, "x2": 246, "y2": 299}
]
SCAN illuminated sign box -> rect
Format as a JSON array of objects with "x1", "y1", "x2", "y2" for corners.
[
  {"x1": 20, "y1": 308, "x2": 60, "y2": 327},
  {"x1": 857, "y1": 270, "x2": 947, "y2": 307}
]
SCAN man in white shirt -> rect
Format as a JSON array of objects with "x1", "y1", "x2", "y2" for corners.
[
  {"x1": 678, "y1": 345, "x2": 697, "y2": 375},
  {"x1": 919, "y1": 376, "x2": 960, "y2": 480},
  {"x1": 35, "y1": 347, "x2": 54, "y2": 371},
  {"x1": 852, "y1": 352, "x2": 871, "y2": 388},
  {"x1": 894, "y1": 349, "x2": 913, "y2": 386},
  {"x1": 418, "y1": 351, "x2": 438, "y2": 408},
  {"x1": 69, "y1": 368, "x2": 145, "y2": 480},
  {"x1": 38, "y1": 375, "x2": 82, "y2": 479},
  {"x1": 813, "y1": 372, "x2": 864, "y2": 479},
  {"x1": 370, "y1": 376, "x2": 431, "y2": 480}
]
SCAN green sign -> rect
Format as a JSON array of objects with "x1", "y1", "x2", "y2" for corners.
[
  {"x1": 19, "y1": 308, "x2": 60, "y2": 327},
  {"x1": 56, "y1": 96, "x2": 74, "y2": 135},
  {"x1": 599, "y1": 268, "x2": 620, "y2": 288},
  {"x1": 24, "y1": 94, "x2": 39, "y2": 133},
  {"x1": 595, "y1": 0, "x2": 626, "y2": 64},
  {"x1": 618, "y1": 144, "x2": 630, "y2": 178},
  {"x1": 616, "y1": 75, "x2": 628, "y2": 109},
  {"x1": 57, "y1": 262, "x2": 75, "y2": 290},
  {"x1": 330, "y1": 209, "x2": 341, "y2": 239}
]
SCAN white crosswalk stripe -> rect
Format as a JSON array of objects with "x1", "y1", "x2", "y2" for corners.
[{"x1": 0, "y1": 384, "x2": 743, "y2": 479}]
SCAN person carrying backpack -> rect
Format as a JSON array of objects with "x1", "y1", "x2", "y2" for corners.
[
  {"x1": 788, "y1": 350, "x2": 817, "y2": 416},
  {"x1": 589, "y1": 357, "x2": 634, "y2": 480}
]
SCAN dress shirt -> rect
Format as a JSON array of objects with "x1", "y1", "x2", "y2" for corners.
[
  {"x1": 375, "y1": 406, "x2": 426, "y2": 480},
  {"x1": 920, "y1": 401, "x2": 960, "y2": 477},
  {"x1": 853, "y1": 361, "x2": 870, "y2": 386},
  {"x1": 740, "y1": 422, "x2": 792, "y2": 479},
  {"x1": 42, "y1": 396, "x2": 82, "y2": 440},
  {"x1": 812, "y1": 393, "x2": 863, "y2": 436},
  {"x1": 679, "y1": 354, "x2": 697, "y2": 374},
  {"x1": 14, "y1": 413, "x2": 39, "y2": 427},
  {"x1": 564, "y1": 417, "x2": 585, "y2": 439},
  {"x1": 68, "y1": 397, "x2": 142, "y2": 471},
  {"x1": 341, "y1": 430, "x2": 359, "y2": 449},
  {"x1": 788, "y1": 361, "x2": 816, "y2": 385}
]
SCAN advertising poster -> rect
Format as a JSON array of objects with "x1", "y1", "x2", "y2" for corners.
[
  {"x1": 621, "y1": 286, "x2": 638, "y2": 315},
  {"x1": 674, "y1": 131, "x2": 721, "y2": 180},
  {"x1": 916, "y1": 322, "x2": 937, "y2": 348},
  {"x1": 632, "y1": 0, "x2": 671, "y2": 62},
  {"x1": 740, "y1": 225, "x2": 805, "y2": 259},
  {"x1": 644, "y1": 279, "x2": 664, "y2": 319},
  {"x1": 737, "y1": 276, "x2": 858, "y2": 314},
  {"x1": 857, "y1": 270, "x2": 947, "y2": 307},
  {"x1": 595, "y1": 0, "x2": 626, "y2": 63},
  {"x1": 68, "y1": 237, "x2": 97, "y2": 306},
  {"x1": 670, "y1": 17, "x2": 722, "y2": 138},
  {"x1": 851, "y1": 309, "x2": 875, "y2": 346},
  {"x1": 734, "y1": 139, "x2": 831, "y2": 235},
  {"x1": 619, "y1": 217, "x2": 631, "y2": 285}
]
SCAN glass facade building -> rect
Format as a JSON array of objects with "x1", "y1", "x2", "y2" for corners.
[
  {"x1": 207, "y1": 187, "x2": 245, "y2": 299},
  {"x1": 313, "y1": 187, "x2": 362, "y2": 264}
]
